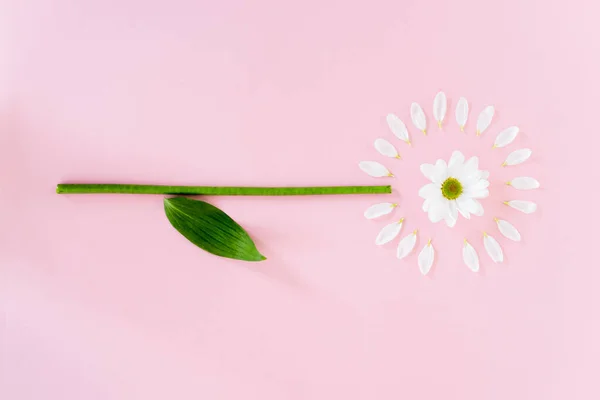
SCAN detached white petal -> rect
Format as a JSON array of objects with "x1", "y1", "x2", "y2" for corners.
[
  {"x1": 364, "y1": 203, "x2": 397, "y2": 219},
  {"x1": 376, "y1": 219, "x2": 404, "y2": 245},
  {"x1": 495, "y1": 218, "x2": 521, "y2": 241},
  {"x1": 463, "y1": 240, "x2": 479, "y2": 272},
  {"x1": 476, "y1": 106, "x2": 494, "y2": 136},
  {"x1": 455, "y1": 97, "x2": 469, "y2": 131},
  {"x1": 359, "y1": 161, "x2": 393, "y2": 177},
  {"x1": 433, "y1": 91, "x2": 447, "y2": 128},
  {"x1": 494, "y1": 126, "x2": 519, "y2": 148},
  {"x1": 386, "y1": 114, "x2": 411, "y2": 144},
  {"x1": 503, "y1": 148, "x2": 532, "y2": 166},
  {"x1": 397, "y1": 231, "x2": 418, "y2": 259},
  {"x1": 411, "y1": 102, "x2": 427, "y2": 134},
  {"x1": 508, "y1": 177, "x2": 540, "y2": 190},
  {"x1": 418, "y1": 240, "x2": 435, "y2": 275},
  {"x1": 505, "y1": 200, "x2": 537, "y2": 214},
  {"x1": 374, "y1": 138, "x2": 400, "y2": 159},
  {"x1": 483, "y1": 233, "x2": 503, "y2": 263}
]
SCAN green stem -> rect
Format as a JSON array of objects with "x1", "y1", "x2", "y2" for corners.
[{"x1": 56, "y1": 184, "x2": 392, "y2": 196}]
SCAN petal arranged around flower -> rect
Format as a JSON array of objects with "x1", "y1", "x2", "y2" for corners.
[
  {"x1": 418, "y1": 241, "x2": 435, "y2": 275},
  {"x1": 397, "y1": 231, "x2": 418, "y2": 259},
  {"x1": 374, "y1": 138, "x2": 400, "y2": 158},
  {"x1": 483, "y1": 233, "x2": 503, "y2": 263},
  {"x1": 359, "y1": 161, "x2": 393, "y2": 177},
  {"x1": 476, "y1": 106, "x2": 495, "y2": 135},
  {"x1": 375, "y1": 219, "x2": 404, "y2": 245},
  {"x1": 364, "y1": 202, "x2": 397, "y2": 219},
  {"x1": 386, "y1": 113, "x2": 411, "y2": 144},
  {"x1": 508, "y1": 177, "x2": 540, "y2": 190},
  {"x1": 455, "y1": 97, "x2": 469, "y2": 131},
  {"x1": 463, "y1": 240, "x2": 479, "y2": 272},
  {"x1": 494, "y1": 126, "x2": 519, "y2": 148},
  {"x1": 411, "y1": 102, "x2": 427, "y2": 133},
  {"x1": 495, "y1": 218, "x2": 521, "y2": 241},
  {"x1": 433, "y1": 91, "x2": 447, "y2": 128},
  {"x1": 503, "y1": 148, "x2": 532, "y2": 166},
  {"x1": 505, "y1": 200, "x2": 537, "y2": 214}
]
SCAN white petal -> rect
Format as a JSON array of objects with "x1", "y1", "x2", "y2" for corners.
[
  {"x1": 467, "y1": 179, "x2": 490, "y2": 191},
  {"x1": 376, "y1": 219, "x2": 404, "y2": 245},
  {"x1": 445, "y1": 201, "x2": 458, "y2": 227},
  {"x1": 418, "y1": 241, "x2": 435, "y2": 275},
  {"x1": 374, "y1": 138, "x2": 400, "y2": 159},
  {"x1": 419, "y1": 183, "x2": 440, "y2": 199},
  {"x1": 364, "y1": 203, "x2": 397, "y2": 219},
  {"x1": 505, "y1": 200, "x2": 537, "y2": 214},
  {"x1": 495, "y1": 218, "x2": 521, "y2": 241},
  {"x1": 410, "y1": 102, "x2": 427, "y2": 134},
  {"x1": 397, "y1": 231, "x2": 418, "y2": 259},
  {"x1": 483, "y1": 233, "x2": 503, "y2": 263},
  {"x1": 359, "y1": 161, "x2": 393, "y2": 178},
  {"x1": 464, "y1": 180, "x2": 490, "y2": 199},
  {"x1": 508, "y1": 177, "x2": 540, "y2": 190},
  {"x1": 455, "y1": 97, "x2": 469, "y2": 131},
  {"x1": 470, "y1": 199, "x2": 484, "y2": 216},
  {"x1": 494, "y1": 126, "x2": 519, "y2": 148},
  {"x1": 503, "y1": 148, "x2": 532, "y2": 166},
  {"x1": 386, "y1": 113, "x2": 411, "y2": 144},
  {"x1": 420, "y1": 163, "x2": 436, "y2": 182},
  {"x1": 428, "y1": 198, "x2": 450, "y2": 223},
  {"x1": 433, "y1": 91, "x2": 447, "y2": 128},
  {"x1": 422, "y1": 198, "x2": 431, "y2": 212},
  {"x1": 476, "y1": 105, "x2": 494, "y2": 136},
  {"x1": 432, "y1": 159, "x2": 449, "y2": 183},
  {"x1": 457, "y1": 197, "x2": 484, "y2": 217},
  {"x1": 448, "y1": 150, "x2": 465, "y2": 169},
  {"x1": 463, "y1": 240, "x2": 479, "y2": 272},
  {"x1": 480, "y1": 170, "x2": 490, "y2": 179},
  {"x1": 461, "y1": 156, "x2": 479, "y2": 179},
  {"x1": 457, "y1": 201, "x2": 471, "y2": 219}
]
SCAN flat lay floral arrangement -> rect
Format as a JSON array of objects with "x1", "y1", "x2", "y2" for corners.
[
  {"x1": 359, "y1": 92, "x2": 538, "y2": 274},
  {"x1": 57, "y1": 91, "x2": 538, "y2": 274}
]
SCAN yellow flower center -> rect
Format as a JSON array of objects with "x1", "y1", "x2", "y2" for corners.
[{"x1": 441, "y1": 177, "x2": 463, "y2": 200}]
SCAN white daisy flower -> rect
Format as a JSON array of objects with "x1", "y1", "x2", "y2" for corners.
[{"x1": 418, "y1": 150, "x2": 489, "y2": 227}]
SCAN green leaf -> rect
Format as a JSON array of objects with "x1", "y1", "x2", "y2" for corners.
[{"x1": 163, "y1": 197, "x2": 266, "y2": 262}]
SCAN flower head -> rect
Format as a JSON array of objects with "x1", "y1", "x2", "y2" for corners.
[{"x1": 419, "y1": 150, "x2": 489, "y2": 227}]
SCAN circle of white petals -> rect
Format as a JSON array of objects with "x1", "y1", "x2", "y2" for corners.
[{"x1": 419, "y1": 150, "x2": 490, "y2": 227}]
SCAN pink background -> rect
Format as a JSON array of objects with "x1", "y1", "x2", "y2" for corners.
[{"x1": 1, "y1": 0, "x2": 599, "y2": 399}]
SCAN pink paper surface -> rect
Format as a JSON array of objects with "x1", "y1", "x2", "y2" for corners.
[{"x1": 1, "y1": 0, "x2": 598, "y2": 399}]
